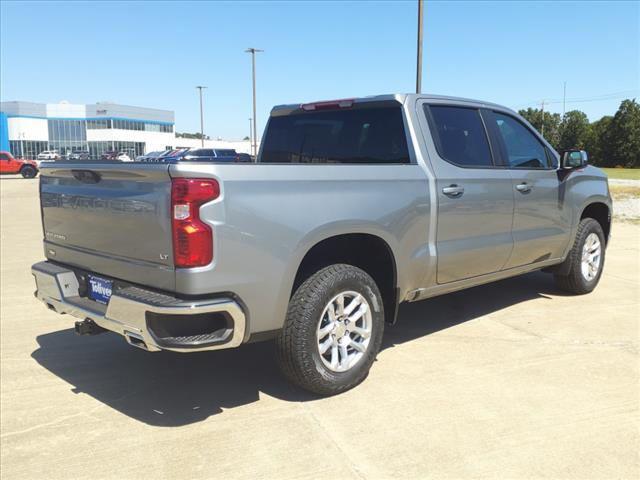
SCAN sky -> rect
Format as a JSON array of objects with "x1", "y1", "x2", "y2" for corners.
[{"x1": 1, "y1": 0, "x2": 638, "y2": 140}]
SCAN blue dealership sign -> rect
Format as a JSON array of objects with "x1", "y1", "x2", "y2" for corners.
[{"x1": 0, "y1": 112, "x2": 9, "y2": 151}]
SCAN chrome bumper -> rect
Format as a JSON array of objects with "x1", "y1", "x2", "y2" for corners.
[{"x1": 31, "y1": 261, "x2": 246, "y2": 353}]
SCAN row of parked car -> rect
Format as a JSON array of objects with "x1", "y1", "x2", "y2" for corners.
[
  {"x1": 1, "y1": 147, "x2": 255, "y2": 179},
  {"x1": 34, "y1": 148, "x2": 254, "y2": 164},
  {"x1": 136, "y1": 148, "x2": 253, "y2": 163},
  {"x1": 37, "y1": 150, "x2": 133, "y2": 162}
]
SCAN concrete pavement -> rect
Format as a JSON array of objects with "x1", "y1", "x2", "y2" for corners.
[{"x1": 1, "y1": 177, "x2": 638, "y2": 479}]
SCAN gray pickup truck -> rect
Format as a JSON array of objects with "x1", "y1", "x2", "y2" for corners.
[{"x1": 32, "y1": 94, "x2": 612, "y2": 395}]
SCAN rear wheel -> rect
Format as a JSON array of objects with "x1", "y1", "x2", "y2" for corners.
[
  {"x1": 554, "y1": 218, "x2": 605, "y2": 294},
  {"x1": 276, "y1": 264, "x2": 384, "y2": 395},
  {"x1": 20, "y1": 166, "x2": 37, "y2": 179}
]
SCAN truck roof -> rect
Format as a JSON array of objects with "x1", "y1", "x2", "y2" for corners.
[{"x1": 270, "y1": 93, "x2": 514, "y2": 116}]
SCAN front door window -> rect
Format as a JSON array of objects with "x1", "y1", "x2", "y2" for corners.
[{"x1": 493, "y1": 113, "x2": 549, "y2": 169}]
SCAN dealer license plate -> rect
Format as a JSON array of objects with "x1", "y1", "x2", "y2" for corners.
[{"x1": 87, "y1": 275, "x2": 113, "y2": 304}]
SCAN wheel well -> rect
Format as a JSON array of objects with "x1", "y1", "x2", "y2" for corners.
[
  {"x1": 292, "y1": 234, "x2": 398, "y2": 324},
  {"x1": 581, "y1": 202, "x2": 611, "y2": 243}
]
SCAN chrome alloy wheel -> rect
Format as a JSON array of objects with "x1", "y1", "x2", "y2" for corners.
[
  {"x1": 581, "y1": 233, "x2": 602, "y2": 281},
  {"x1": 316, "y1": 291, "x2": 372, "y2": 373}
]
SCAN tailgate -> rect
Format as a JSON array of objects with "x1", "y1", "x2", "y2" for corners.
[{"x1": 39, "y1": 164, "x2": 175, "y2": 290}]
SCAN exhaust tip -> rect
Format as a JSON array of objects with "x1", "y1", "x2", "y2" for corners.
[{"x1": 124, "y1": 331, "x2": 148, "y2": 351}]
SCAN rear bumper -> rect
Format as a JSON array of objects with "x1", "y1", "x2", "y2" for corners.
[{"x1": 31, "y1": 261, "x2": 246, "y2": 353}]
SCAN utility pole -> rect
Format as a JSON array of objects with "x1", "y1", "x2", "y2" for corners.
[
  {"x1": 416, "y1": 0, "x2": 424, "y2": 93},
  {"x1": 540, "y1": 99, "x2": 546, "y2": 137},
  {"x1": 245, "y1": 48, "x2": 263, "y2": 159},
  {"x1": 248, "y1": 117, "x2": 252, "y2": 147},
  {"x1": 562, "y1": 81, "x2": 567, "y2": 120},
  {"x1": 196, "y1": 86, "x2": 207, "y2": 147}
]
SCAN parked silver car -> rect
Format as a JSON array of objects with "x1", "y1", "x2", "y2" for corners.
[
  {"x1": 67, "y1": 150, "x2": 91, "y2": 161},
  {"x1": 32, "y1": 94, "x2": 612, "y2": 394},
  {"x1": 37, "y1": 150, "x2": 60, "y2": 161}
]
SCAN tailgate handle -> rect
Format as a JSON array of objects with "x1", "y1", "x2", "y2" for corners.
[{"x1": 72, "y1": 170, "x2": 102, "y2": 184}]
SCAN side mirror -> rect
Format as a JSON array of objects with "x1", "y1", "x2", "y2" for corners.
[{"x1": 561, "y1": 150, "x2": 588, "y2": 169}]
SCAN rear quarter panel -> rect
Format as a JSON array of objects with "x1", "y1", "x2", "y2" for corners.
[{"x1": 170, "y1": 163, "x2": 430, "y2": 336}]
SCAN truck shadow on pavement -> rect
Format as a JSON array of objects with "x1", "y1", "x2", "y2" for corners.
[{"x1": 32, "y1": 271, "x2": 563, "y2": 427}]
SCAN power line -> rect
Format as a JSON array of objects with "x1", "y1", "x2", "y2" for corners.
[
  {"x1": 562, "y1": 89, "x2": 638, "y2": 102},
  {"x1": 564, "y1": 96, "x2": 636, "y2": 105},
  {"x1": 532, "y1": 89, "x2": 637, "y2": 105},
  {"x1": 517, "y1": 89, "x2": 638, "y2": 109}
]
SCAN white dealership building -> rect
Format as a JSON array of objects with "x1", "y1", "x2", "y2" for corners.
[{"x1": 0, "y1": 101, "x2": 252, "y2": 159}]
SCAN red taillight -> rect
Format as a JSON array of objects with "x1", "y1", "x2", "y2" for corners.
[
  {"x1": 300, "y1": 98, "x2": 354, "y2": 111},
  {"x1": 171, "y1": 178, "x2": 220, "y2": 268}
]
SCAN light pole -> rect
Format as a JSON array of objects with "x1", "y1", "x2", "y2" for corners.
[
  {"x1": 196, "y1": 86, "x2": 207, "y2": 147},
  {"x1": 245, "y1": 48, "x2": 263, "y2": 158},
  {"x1": 416, "y1": 0, "x2": 424, "y2": 93},
  {"x1": 562, "y1": 81, "x2": 567, "y2": 120},
  {"x1": 248, "y1": 117, "x2": 253, "y2": 148},
  {"x1": 540, "y1": 99, "x2": 546, "y2": 137}
]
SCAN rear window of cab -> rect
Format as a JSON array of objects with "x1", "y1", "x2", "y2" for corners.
[{"x1": 260, "y1": 106, "x2": 410, "y2": 164}]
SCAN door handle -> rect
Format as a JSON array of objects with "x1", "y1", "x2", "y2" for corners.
[
  {"x1": 515, "y1": 183, "x2": 532, "y2": 193},
  {"x1": 442, "y1": 185, "x2": 464, "y2": 197}
]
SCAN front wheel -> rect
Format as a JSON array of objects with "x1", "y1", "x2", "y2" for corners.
[
  {"x1": 20, "y1": 166, "x2": 37, "y2": 179},
  {"x1": 554, "y1": 218, "x2": 606, "y2": 294},
  {"x1": 276, "y1": 264, "x2": 385, "y2": 395}
]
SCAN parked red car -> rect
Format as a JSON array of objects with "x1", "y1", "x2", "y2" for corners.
[{"x1": 0, "y1": 151, "x2": 39, "y2": 178}]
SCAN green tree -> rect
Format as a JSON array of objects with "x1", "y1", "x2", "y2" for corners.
[
  {"x1": 608, "y1": 99, "x2": 640, "y2": 168},
  {"x1": 518, "y1": 108, "x2": 562, "y2": 148},
  {"x1": 584, "y1": 116, "x2": 613, "y2": 167},
  {"x1": 558, "y1": 110, "x2": 590, "y2": 152},
  {"x1": 243, "y1": 136, "x2": 250, "y2": 141},
  {"x1": 519, "y1": 99, "x2": 638, "y2": 168}
]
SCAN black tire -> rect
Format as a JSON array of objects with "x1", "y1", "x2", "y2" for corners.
[
  {"x1": 554, "y1": 218, "x2": 605, "y2": 294},
  {"x1": 20, "y1": 166, "x2": 37, "y2": 179},
  {"x1": 276, "y1": 264, "x2": 385, "y2": 395}
]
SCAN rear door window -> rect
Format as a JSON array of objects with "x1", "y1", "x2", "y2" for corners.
[
  {"x1": 426, "y1": 105, "x2": 494, "y2": 167},
  {"x1": 260, "y1": 106, "x2": 410, "y2": 164}
]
